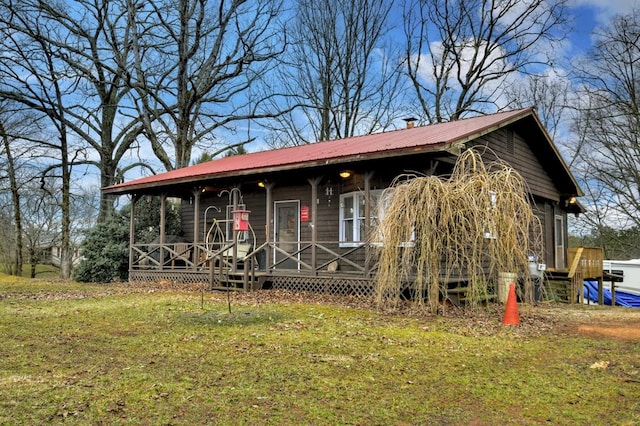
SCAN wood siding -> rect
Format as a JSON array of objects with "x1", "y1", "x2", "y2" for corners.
[
  {"x1": 472, "y1": 128, "x2": 561, "y2": 202},
  {"x1": 165, "y1": 126, "x2": 572, "y2": 276}
]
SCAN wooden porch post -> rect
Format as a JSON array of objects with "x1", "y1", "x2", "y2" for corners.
[
  {"x1": 364, "y1": 172, "x2": 374, "y2": 276},
  {"x1": 160, "y1": 194, "x2": 166, "y2": 270},
  {"x1": 192, "y1": 189, "x2": 201, "y2": 271},
  {"x1": 129, "y1": 194, "x2": 138, "y2": 277},
  {"x1": 598, "y1": 277, "x2": 604, "y2": 306},
  {"x1": 308, "y1": 177, "x2": 322, "y2": 275},
  {"x1": 264, "y1": 183, "x2": 274, "y2": 272}
]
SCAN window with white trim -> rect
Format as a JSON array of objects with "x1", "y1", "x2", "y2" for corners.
[
  {"x1": 370, "y1": 189, "x2": 415, "y2": 247},
  {"x1": 483, "y1": 191, "x2": 498, "y2": 239},
  {"x1": 339, "y1": 190, "x2": 383, "y2": 246}
]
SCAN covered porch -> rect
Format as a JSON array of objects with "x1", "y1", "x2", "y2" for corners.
[{"x1": 125, "y1": 174, "x2": 382, "y2": 297}]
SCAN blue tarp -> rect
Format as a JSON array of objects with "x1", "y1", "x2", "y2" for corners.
[{"x1": 583, "y1": 281, "x2": 640, "y2": 308}]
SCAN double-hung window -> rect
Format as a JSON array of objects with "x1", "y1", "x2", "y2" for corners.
[
  {"x1": 339, "y1": 190, "x2": 383, "y2": 246},
  {"x1": 483, "y1": 191, "x2": 498, "y2": 239}
]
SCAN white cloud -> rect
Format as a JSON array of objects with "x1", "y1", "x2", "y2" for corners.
[
  {"x1": 571, "y1": 0, "x2": 640, "y2": 23},
  {"x1": 412, "y1": 39, "x2": 520, "y2": 114}
]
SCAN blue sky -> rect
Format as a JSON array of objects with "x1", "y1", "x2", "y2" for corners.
[
  {"x1": 95, "y1": 0, "x2": 640, "y2": 194},
  {"x1": 569, "y1": 0, "x2": 639, "y2": 53}
]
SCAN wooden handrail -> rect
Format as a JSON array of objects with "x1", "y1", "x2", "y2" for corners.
[
  {"x1": 131, "y1": 240, "x2": 375, "y2": 279},
  {"x1": 567, "y1": 247, "x2": 604, "y2": 279},
  {"x1": 567, "y1": 247, "x2": 583, "y2": 279},
  {"x1": 566, "y1": 247, "x2": 604, "y2": 304}
]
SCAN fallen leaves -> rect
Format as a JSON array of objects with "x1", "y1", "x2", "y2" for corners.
[{"x1": 590, "y1": 361, "x2": 610, "y2": 370}]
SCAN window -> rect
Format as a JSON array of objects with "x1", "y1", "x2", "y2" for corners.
[
  {"x1": 554, "y1": 214, "x2": 565, "y2": 268},
  {"x1": 484, "y1": 191, "x2": 498, "y2": 239},
  {"x1": 339, "y1": 190, "x2": 383, "y2": 246}
]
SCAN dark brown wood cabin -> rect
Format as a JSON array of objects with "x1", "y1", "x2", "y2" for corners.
[{"x1": 103, "y1": 108, "x2": 583, "y2": 295}]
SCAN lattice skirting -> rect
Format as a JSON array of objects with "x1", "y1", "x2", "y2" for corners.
[
  {"x1": 129, "y1": 270, "x2": 210, "y2": 285},
  {"x1": 129, "y1": 270, "x2": 374, "y2": 296},
  {"x1": 270, "y1": 275, "x2": 375, "y2": 297}
]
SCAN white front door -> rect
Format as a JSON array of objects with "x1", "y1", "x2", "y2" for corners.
[{"x1": 274, "y1": 200, "x2": 300, "y2": 269}]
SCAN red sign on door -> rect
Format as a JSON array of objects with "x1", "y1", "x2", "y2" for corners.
[{"x1": 300, "y1": 205, "x2": 310, "y2": 222}]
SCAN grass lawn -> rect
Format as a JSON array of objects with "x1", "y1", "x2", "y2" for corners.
[
  {"x1": 1, "y1": 274, "x2": 639, "y2": 425},
  {"x1": 13, "y1": 264, "x2": 61, "y2": 279}
]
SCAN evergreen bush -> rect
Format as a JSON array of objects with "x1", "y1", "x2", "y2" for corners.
[{"x1": 73, "y1": 213, "x2": 129, "y2": 283}]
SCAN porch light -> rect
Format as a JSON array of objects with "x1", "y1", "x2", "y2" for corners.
[
  {"x1": 568, "y1": 196, "x2": 576, "y2": 204},
  {"x1": 257, "y1": 181, "x2": 265, "y2": 188},
  {"x1": 339, "y1": 170, "x2": 351, "y2": 179}
]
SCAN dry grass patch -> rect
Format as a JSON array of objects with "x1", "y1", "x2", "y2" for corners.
[{"x1": 1, "y1": 277, "x2": 639, "y2": 425}]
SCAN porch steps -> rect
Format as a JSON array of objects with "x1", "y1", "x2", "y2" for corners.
[
  {"x1": 210, "y1": 269, "x2": 266, "y2": 291},
  {"x1": 544, "y1": 270, "x2": 572, "y2": 302}
]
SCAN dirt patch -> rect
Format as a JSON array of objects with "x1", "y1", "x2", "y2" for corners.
[
  {"x1": 526, "y1": 304, "x2": 640, "y2": 341},
  {"x1": 229, "y1": 290, "x2": 640, "y2": 339},
  {"x1": 574, "y1": 321, "x2": 640, "y2": 341}
]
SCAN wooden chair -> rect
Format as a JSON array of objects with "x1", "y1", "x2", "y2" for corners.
[{"x1": 171, "y1": 243, "x2": 191, "y2": 268}]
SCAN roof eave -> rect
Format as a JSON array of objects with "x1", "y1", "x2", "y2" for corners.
[
  {"x1": 527, "y1": 111, "x2": 584, "y2": 197},
  {"x1": 102, "y1": 142, "x2": 451, "y2": 195}
]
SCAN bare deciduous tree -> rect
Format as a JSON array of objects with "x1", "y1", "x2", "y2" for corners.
[
  {"x1": 503, "y1": 72, "x2": 585, "y2": 171},
  {"x1": 0, "y1": 105, "x2": 45, "y2": 276},
  {"x1": 505, "y1": 74, "x2": 570, "y2": 138},
  {"x1": 0, "y1": 103, "x2": 73, "y2": 276},
  {"x1": 0, "y1": 0, "x2": 152, "y2": 222},
  {"x1": 571, "y1": 10, "x2": 640, "y2": 254},
  {"x1": 0, "y1": 7, "x2": 77, "y2": 277},
  {"x1": 0, "y1": 113, "x2": 23, "y2": 276},
  {"x1": 265, "y1": 0, "x2": 402, "y2": 146},
  {"x1": 403, "y1": 0, "x2": 569, "y2": 123},
  {"x1": 126, "y1": 0, "x2": 285, "y2": 169}
]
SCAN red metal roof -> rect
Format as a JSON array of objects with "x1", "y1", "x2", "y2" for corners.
[{"x1": 103, "y1": 108, "x2": 541, "y2": 194}]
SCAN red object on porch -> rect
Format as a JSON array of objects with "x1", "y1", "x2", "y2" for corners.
[
  {"x1": 300, "y1": 205, "x2": 310, "y2": 222},
  {"x1": 232, "y1": 209, "x2": 251, "y2": 231}
]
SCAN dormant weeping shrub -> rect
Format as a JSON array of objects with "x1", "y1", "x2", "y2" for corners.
[{"x1": 374, "y1": 148, "x2": 543, "y2": 313}]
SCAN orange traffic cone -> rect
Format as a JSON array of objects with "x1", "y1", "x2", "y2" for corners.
[{"x1": 502, "y1": 283, "x2": 520, "y2": 326}]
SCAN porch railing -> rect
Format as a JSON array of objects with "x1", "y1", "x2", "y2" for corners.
[
  {"x1": 130, "y1": 240, "x2": 377, "y2": 280},
  {"x1": 567, "y1": 247, "x2": 604, "y2": 304}
]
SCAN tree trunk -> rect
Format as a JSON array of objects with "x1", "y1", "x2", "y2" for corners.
[
  {"x1": 0, "y1": 122, "x2": 23, "y2": 276},
  {"x1": 60, "y1": 137, "x2": 72, "y2": 279},
  {"x1": 29, "y1": 247, "x2": 36, "y2": 279},
  {"x1": 98, "y1": 155, "x2": 118, "y2": 222}
]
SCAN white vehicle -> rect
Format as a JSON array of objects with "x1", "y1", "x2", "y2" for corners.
[{"x1": 603, "y1": 259, "x2": 640, "y2": 296}]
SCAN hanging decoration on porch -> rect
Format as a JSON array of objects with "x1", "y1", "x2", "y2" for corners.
[
  {"x1": 300, "y1": 205, "x2": 310, "y2": 222},
  {"x1": 324, "y1": 182, "x2": 334, "y2": 207},
  {"x1": 373, "y1": 148, "x2": 544, "y2": 314}
]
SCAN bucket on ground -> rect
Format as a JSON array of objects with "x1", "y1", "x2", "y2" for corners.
[{"x1": 497, "y1": 272, "x2": 518, "y2": 303}]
